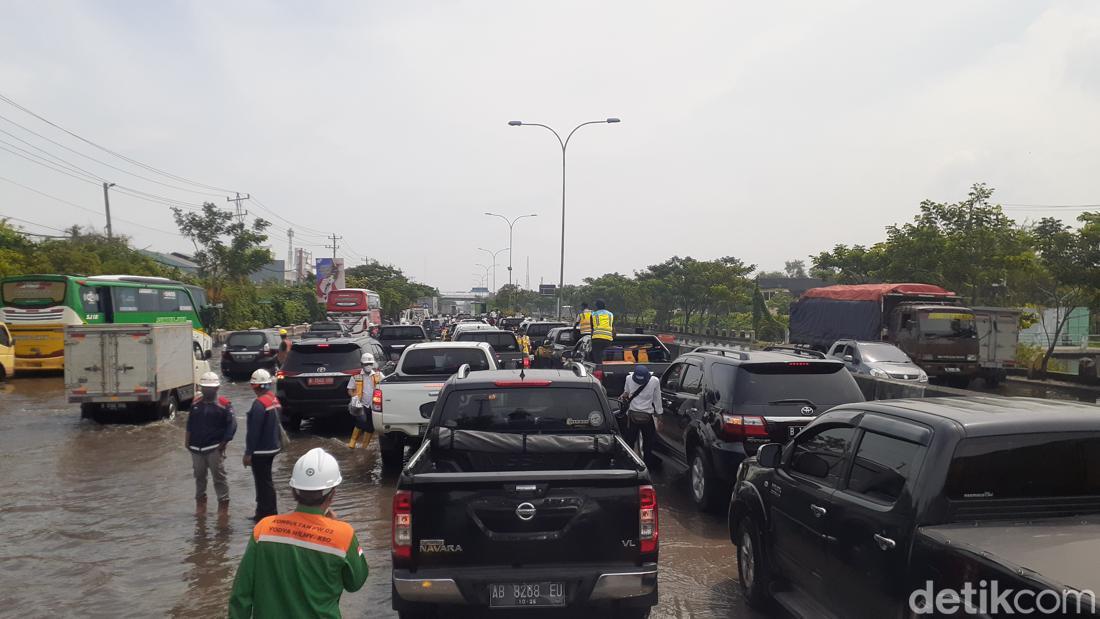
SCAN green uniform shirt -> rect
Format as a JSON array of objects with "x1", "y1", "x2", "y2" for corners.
[{"x1": 228, "y1": 505, "x2": 369, "y2": 618}]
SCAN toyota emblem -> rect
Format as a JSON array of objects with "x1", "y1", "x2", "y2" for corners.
[
  {"x1": 317, "y1": 367, "x2": 326, "y2": 373},
  {"x1": 515, "y1": 502, "x2": 536, "y2": 521},
  {"x1": 800, "y1": 406, "x2": 814, "y2": 415}
]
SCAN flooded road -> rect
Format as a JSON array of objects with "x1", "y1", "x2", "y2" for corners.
[{"x1": 0, "y1": 363, "x2": 762, "y2": 618}]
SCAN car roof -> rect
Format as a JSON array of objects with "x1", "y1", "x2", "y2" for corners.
[
  {"x1": 681, "y1": 348, "x2": 843, "y2": 366},
  {"x1": 407, "y1": 341, "x2": 491, "y2": 350},
  {"x1": 455, "y1": 328, "x2": 513, "y2": 336},
  {"x1": 294, "y1": 337, "x2": 361, "y2": 347},
  {"x1": 448, "y1": 368, "x2": 595, "y2": 388},
  {"x1": 833, "y1": 397, "x2": 1100, "y2": 437}
]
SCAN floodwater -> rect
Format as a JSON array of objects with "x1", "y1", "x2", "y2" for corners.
[{"x1": 0, "y1": 359, "x2": 762, "y2": 618}]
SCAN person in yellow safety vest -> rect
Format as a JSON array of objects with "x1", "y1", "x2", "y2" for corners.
[
  {"x1": 575, "y1": 302, "x2": 594, "y2": 336},
  {"x1": 590, "y1": 299, "x2": 615, "y2": 362},
  {"x1": 347, "y1": 353, "x2": 383, "y2": 449}
]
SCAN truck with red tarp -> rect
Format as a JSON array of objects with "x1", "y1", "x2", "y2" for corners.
[{"x1": 789, "y1": 283, "x2": 979, "y2": 386}]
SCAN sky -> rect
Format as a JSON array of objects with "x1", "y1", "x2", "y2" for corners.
[{"x1": 2, "y1": 0, "x2": 1099, "y2": 292}]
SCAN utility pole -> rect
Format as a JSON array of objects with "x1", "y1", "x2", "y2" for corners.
[
  {"x1": 286, "y1": 229, "x2": 294, "y2": 284},
  {"x1": 227, "y1": 192, "x2": 251, "y2": 225},
  {"x1": 326, "y1": 233, "x2": 342, "y2": 259},
  {"x1": 101, "y1": 182, "x2": 116, "y2": 239},
  {"x1": 526, "y1": 256, "x2": 530, "y2": 290}
]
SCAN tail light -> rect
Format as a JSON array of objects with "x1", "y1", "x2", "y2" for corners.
[
  {"x1": 639, "y1": 485, "x2": 658, "y2": 554},
  {"x1": 276, "y1": 370, "x2": 300, "y2": 380},
  {"x1": 721, "y1": 414, "x2": 769, "y2": 439},
  {"x1": 523, "y1": 356, "x2": 531, "y2": 369},
  {"x1": 593, "y1": 369, "x2": 604, "y2": 381},
  {"x1": 262, "y1": 343, "x2": 271, "y2": 353},
  {"x1": 392, "y1": 490, "x2": 412, "y2": 560},
  {"x1": 371, "y1": 388, "x2": 383, "y2": 412}
]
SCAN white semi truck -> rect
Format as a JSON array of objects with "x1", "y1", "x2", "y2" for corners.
[{"x1": 64, "y1": 323, "x2": 211, "y2": 422}]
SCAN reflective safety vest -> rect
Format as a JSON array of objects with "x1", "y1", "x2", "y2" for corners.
[
  {"x1": 576, "y1": 309, "x2": 594, "y2": 335},
  {"x1": 592, "y1": 310, "x2": 614, "y2": 341}
]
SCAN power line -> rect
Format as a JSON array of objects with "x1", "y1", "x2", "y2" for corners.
[
  {"x1": 250, "y1": 196, "x2": 331, "y2": 237},
  {"x1": 0, "y1": 91, "x2": 238, "y2": 194},
  {"x1": 0, "y1": 212, "x2": 69, "y2": 233},
  {"x1": 0, "y1": 142, "x2": 102, "y2": 185},
  {"x1": 0, "y1": 175, "x2": 179, "y2": 236}
]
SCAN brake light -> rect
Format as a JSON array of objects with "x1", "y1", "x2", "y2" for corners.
[
  {"x1": 372, "y1": 388, "x2": 383, "y2": 412},
  {"x1": 493, "y1": 380, "x2": 552, "y2": 387},
  {"x1": 593, "y1": 370, "x2": 604, "y2": 381},
  {"x1": 392, "y1": 490, "x2": 412, "y2": 560},
  {"x1": 721, "y1": 414, "x2": 769, "y2": 439},
  {"x1": 316, "y1": 343, "x2": 330, "y2": 348},
  {"x1": 523, "y1": 356, "x2": 531, "y2": 369},
  {"x1": 788, "y1": 362, "x2": 810, "y2": 367},
  {"x1": 639, "y1": 485, "x2": 658, "y2": 553},
  {"x1": 276, "y1": 370, "x2": 299, "y2": 380},
  {"x1": 341, "y1": 368, "x2": 363, "y2": 376}
]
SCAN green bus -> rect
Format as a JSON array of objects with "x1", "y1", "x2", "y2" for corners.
[{"x1": 0, "y1": 274, "x2": 212, "y2": 371}]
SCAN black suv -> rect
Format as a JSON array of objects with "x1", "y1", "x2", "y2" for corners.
[
  {"x1": 305, "y1": 320, "x2": 348, "y2": 338},
  {"x1": 220, "y1": 329, "x2": 281, "y2": 378},
  {"x1": 653, "y1": 346, "x2": 864, "y2": 511},
  {"x1": 376, "y1": 325, "x2": 428, "y2": 361},
  {"x1": 276, "y1": 337, "x2": 363, "y2": 430}
]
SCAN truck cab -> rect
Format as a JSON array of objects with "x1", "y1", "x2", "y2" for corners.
[{"x1": 886, "y1": 304, "x2": 978, "y2": 384}]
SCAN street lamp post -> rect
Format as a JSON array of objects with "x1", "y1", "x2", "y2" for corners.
[
  {"x1": 477, "y1": 247, "x2": 509, "y2": 293},
  {"x1": 474, "y1": 263, "x2": 491, "y2": 290},
  {"x1": 508, "y1": 118, "x2": 620, "y2": 318},
  {"x1": 484, "y1": 212, "x2": 538, "y2": 290}
]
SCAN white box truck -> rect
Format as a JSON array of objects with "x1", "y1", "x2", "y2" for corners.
[
  {"x1": 973, "y1": 307, "x2": 1021, "y2": 387},
  {"x1": 64, "y1": 323, "x2": 211, "y2": 422}
]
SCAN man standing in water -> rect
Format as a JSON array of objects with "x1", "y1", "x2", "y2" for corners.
[
  {"x1": 243, "y1": 369, "x2": 282, "y2": 521},
  {"x1": 228, "y1": 448, "x2": 369, "y2": 618},
  {"x1": 186, "y1": 371, "x2": 236, "y2": 515}
]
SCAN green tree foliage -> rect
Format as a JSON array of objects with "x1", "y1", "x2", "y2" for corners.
[
  {"x1": 345, "y1": 260, "x2": 437, "y2": 321},
  {"x1": 171, "y1": 203, "x2": 273, "y2": 297},
  {"x1": 0, "y1": 220, "x2": 171, "y2": 277}
]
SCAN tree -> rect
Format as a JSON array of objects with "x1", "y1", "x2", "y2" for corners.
[
  {"x1": 810, "y1": 244, "x2": 885, "y2": 283},
  {"x1": 784, "y1": 260, "x2": 807, "y2": 278},
  {"x1": 172, "y1": 203, "x2": 272, "y2": 300},
  {"x1": 1027, "y1": 215, "x2": 1097, "y2": 374}
]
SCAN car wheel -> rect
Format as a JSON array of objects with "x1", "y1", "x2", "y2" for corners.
[
  {"x1": 689, "y1": 447, "x2": 722, "y2": 512},
  {"x1": 738, "y1": 516, "x2": 772, "y2": 609},
  {"x1": 380, "y1": 435, "x2": 405, "y2": 469},
  {"x1": 158, "y1": 393, "x2": 179, "y2": 421},
  {"x1": 281, "y1": 409, "x2": 302, "y2": 432}
]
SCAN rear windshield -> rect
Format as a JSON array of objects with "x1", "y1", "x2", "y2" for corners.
[
  {"x1": 227, "y1": 333, "x2": 266, "y2": 347},
  {"x1": 439, "y1": 387, "x2": 609, "y2": 433},
  {"x1": 400, "y1": 348, "x2": 490, "y2": 375},
  {"x1": 526, "y1": 323, "x2": 567, "y2": 337},
  {"x1": 456, "y1": 331, "x2": 520, "y2": 352},
  {"x1": 2, "y1": 280, "x2": 67, "y2": 306},
  {"x1": 311, "y1": 322, "x2": 343, "y2": 331},
  {"x1": 718, "y1": 362, "x2": 862, "y2": 406},
  {"x1": 284, "y1": 344, "x2": 361, "y2": 372},
  {"x1": 379, "y1": 327, "x2": 425, "y2": 340},
  {"x1": 945, "y1": 433, "x2": 1100, "y2": 500}
]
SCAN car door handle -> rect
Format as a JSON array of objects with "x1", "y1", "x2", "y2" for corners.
[
  {"x1": 873, "y1": 533, "x2": 896, "y2": 551},
  {"x1": 810, "y1": 504, "x2": 827, "y2": 518}
]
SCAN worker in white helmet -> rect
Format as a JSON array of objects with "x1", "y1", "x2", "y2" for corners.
[
  {"x1": 186, "y1": 371, "x2": 236, "y2": 516},
  {"x1": 243, "y1": 368, "x2": 282, "y2": 521},
  {"x1": 347, "y1": 352, "x2": 382, "y2": 449},
  {"x1": 229, "y1": 448, "x2": 369, "y2": 618}
]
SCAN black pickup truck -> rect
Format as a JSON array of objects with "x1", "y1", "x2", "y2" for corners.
[
  {"x1": 729, "y1": 396, "x2": 1100, "y2": 618},
  {"x1": 376, "y1": 325, "x2": 429, "y2": 363},
  {"x1": 391, "y1": 367, "x2": 659, "y2": 618},
  {"x1": 575, "y1": 334, "x2": 674, "y2": 399}
]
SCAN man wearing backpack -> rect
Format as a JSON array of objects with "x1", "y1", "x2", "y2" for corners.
[{"x1": 619, "y1": 364, "x2": 662, "y2": 462}]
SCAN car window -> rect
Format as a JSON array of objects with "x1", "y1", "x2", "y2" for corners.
[
  {"x1": 681, "y1": 364, "x2": 704, "y2": 394},
  {"x1": 846, "y1": 431, "x2": 924, "y2": 504},
  {"x1": 380, "y1": 327, "x2": 425, "y2": 340},
  {"x1": 661, "y1": 363, "x2": 686, "y2": 391},
  {"x1": 787, "y1": 425, "x2": 856, "y2": 487},
  {"x1": 283, "y1": 344, "x2": 361, "y2": 372},
  {"x1": 556, "y1": 329, "x2": 577, "y2": 345},
  {"x1": 707, "y1": 362, "x2": 738, "y2": 407},
  {"x1": 733, "y1": 363, "x2": 864, "y2": 407},
  {"x1": 400, "y1": 348, "x2": 491, "y2": 375},
  {"x1": 227, "y1": 332, "x2": 266, "y2": 348},
  {"x1": 456, "y1": 331, "x2": 519, "y2": 352},
  {"x1": 0, "y1": 326, "x2": 9, "y2": 347},
  {"x1": 944, "y1": 432, "x2": 1100, "y2": 501},
  {"x1": 438, "y1": 387, "x2": 610, "y2": 433}
]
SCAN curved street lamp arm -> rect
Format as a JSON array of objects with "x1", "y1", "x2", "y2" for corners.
[
  {"x1": 564, "y1": 120, "x2": 612, "y2": 150},
  {"x1": 518, "y1": 123, "x2": 565, "y2": 151}
]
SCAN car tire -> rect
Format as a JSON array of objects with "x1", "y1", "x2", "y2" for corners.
[
  {"x1": 380, "y1": 435, "x2": 405, "y2": 469},
  {"x1": 738, "y1": 516, "x2": 772, "y2": 609},
  {"x1": 281, "y1": 409, "x2": 302, "y2": 432},
  {"x1": 689, "y1": 446, "x2": 723, "y2": 512}
]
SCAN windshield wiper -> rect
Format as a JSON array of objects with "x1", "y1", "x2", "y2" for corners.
[{"x1": 769, "y1": 398, "x2": 817, "y2": 407}]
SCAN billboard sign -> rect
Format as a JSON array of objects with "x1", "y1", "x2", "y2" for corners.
[
  {"x1": 539, "y1": 284, "x2": 557, "y2": 297},
  {"x1": 315, "y1": 258, "x2": 346, "y2": 303}
]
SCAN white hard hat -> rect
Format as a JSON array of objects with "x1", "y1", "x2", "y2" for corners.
[
  {"x1": 361, "y1": 352, "x2": 376, "y2": 366},
  {"x1": 289, "y1": 447, "x2": 343, "y2": 491},
  {"x1": 199, "y1": 371, "x2": 221, "y2": 388},
  {"x1": 250, "y1": 368, "x2": 273, "y2": 385}
]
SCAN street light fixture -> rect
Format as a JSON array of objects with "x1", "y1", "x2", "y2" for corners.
[
  {"x1": 483, "y1": 212, "x2": 537, "y2": 289},
  {"x1": 474, "y1": 263, "x2": 491, "y2": 290},
  {"x1": 477, "y1": 246, "x2": 509, "y2": 293},
  {"x1": 507, "y1": 117, "x2": 621, "y2": 317}
]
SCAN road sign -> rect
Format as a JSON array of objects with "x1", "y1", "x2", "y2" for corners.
[{"x1": 539, "y1": 284, "x2": 557, "y2": 297}]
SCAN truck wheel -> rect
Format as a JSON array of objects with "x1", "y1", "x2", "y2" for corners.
[
  {"x1": 380, "y1": 435, "x2": 405, "y2": 469},
  {"x1": 738, "y1": 516, "x2": 772, "y2": 609},
  {"x1": 159, "y1": 393, "x2": 179, "y2": 421},
  {"x1": 689, "y1": 447, "x2": 723, "y2": 512},
  {"x1": 80, "y1": 403, "x2": 99, "y2": 420}
]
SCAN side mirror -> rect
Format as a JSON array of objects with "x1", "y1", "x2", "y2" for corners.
[
  {"x1": 203, "y1": 349, "x2": 213, "y2": 360},
  {"x1": 419, "y1": 402, "x2": 435, "y2": 419},
  {"x1": 843, "y1": 354, "x2": 854, "y2": 363},
  {"x1": 757, "y1": 443, "x2": 782, "y2": 468}
]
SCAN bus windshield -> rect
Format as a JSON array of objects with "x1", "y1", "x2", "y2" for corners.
[{"x1": 2, "y1": 279, "x2": 66, "y2": 307}]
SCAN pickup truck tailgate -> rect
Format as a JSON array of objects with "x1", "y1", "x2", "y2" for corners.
[{"x1": 408, "y1": 473, "x2": 642, "y2": 567}]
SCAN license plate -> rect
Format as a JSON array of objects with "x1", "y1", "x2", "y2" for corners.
[
  {"x1": 489, "y1": 582, "x2": 565, "y2": 608},
  {"x1": 307, "y1": 377, "x2": 334, "y2": 385},
  {"x1": 788, "y1": 426, "x2": 802, "y2": 438},
  {"x1": 944, "y1": 367, "x2": 960, "y2": 373},
  {"x1": 233, "y1": 353, "x2": 256, "y2": 359}
]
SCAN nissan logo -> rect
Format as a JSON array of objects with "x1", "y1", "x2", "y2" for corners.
[
  {"x1": 515, "y1": 502, "x2": 536, "y2": 521},
  {"x1": 800, "y1": 406, "x2": 815, "y2": 415}
]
